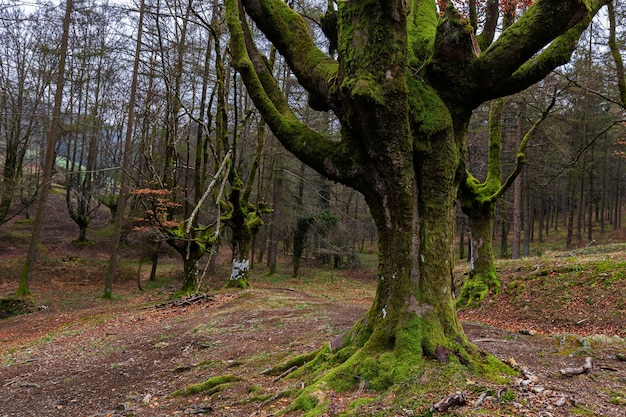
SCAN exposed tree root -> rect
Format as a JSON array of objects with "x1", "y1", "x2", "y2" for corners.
[
  {"x1": 260, "y1": 349, "x2": 321, "y2": 376},
  {"x1": 281, "y1": 337, "x2": 513, "y2": 416},
  {"x1": 171, "y1": 374, "x2": 240, "y2": 397}
]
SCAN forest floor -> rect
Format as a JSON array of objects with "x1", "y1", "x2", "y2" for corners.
[{"x1": 0, "y1": 194, "x2": 625, "y2": 416}]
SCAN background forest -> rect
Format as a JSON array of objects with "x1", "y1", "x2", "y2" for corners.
[{"x1": 0, "y1": 0, "x2": 624, "y2": 293}]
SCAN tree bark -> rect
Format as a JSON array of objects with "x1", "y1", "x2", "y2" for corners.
[
  {"x1": 500, "y1": 203, "x2": 508, "y2": 258},
  {"x1": 224, "y1": 176, "x2": 264, "y2": 288},
  {"x1": 459, "y1": 93, "x2": 553, "y2": 305},
  {"x1": 167, "y1": 233, "x2": 207, "y2": 292},
  {"x1": 608, "y1": 0, "x2": 626, "y2": 109}
]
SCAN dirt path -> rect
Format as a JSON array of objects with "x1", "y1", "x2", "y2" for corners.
[{"x1": 1, "y1": 281, "x2": 625, "y2": 417}]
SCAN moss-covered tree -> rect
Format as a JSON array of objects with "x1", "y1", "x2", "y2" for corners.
[
  {"x1": 608, "y1": 0, "x2": 626, "y2": 109},
  {"x1": 222, "y1": 55, "x2": 272, "y2": 289},
  {"x1": 457, "y1": 94, "x2": 555, "y2": 308},
  {"x1": 225, "y1": 0, "x2": 607, "y2": 407},
  {"x1": 222, "y1": 169, "x2": 268, "y2": 288}
]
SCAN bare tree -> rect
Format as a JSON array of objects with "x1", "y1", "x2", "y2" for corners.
[{"x1": 18, "y1": 0, "x2": 73, "y2": 296}]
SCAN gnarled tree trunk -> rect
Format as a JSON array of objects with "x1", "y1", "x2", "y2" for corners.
[{"x1": 226, "y1": 0, "x2": 605, "y2": 407}]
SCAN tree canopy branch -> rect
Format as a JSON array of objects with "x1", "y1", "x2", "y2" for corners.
[
  {"x1": 225, "y1": 0, "x2": 361, "y2": 184},
  {"x1": 497, "y1": 0, "x2": 608, "y2": 98},
  {"x1": 494, "y1": 91, "x2": 556, "y2": 201},
  {"x1": 239, "y1": 0, "x2": 338, "y2": 111},
  {"x1": 608, "y1": 0, "x2": 626, "y2": 109},
  {"x1": 408, "y1": 0, "x2": 438, "y2": 68},
  {"x1": 475, "y1": 0, "x2": 499, "y2": 49},
  {"x1": 472, "y1": 0, "x2": 601, "y2": 100}
]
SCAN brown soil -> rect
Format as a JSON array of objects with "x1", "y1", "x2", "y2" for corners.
[{"x1": 0, "y1": 196, "x2": 625, "y2": 416}]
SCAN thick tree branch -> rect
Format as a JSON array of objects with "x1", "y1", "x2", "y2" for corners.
[
  {"x1": 608, "y1": 0, "x2": 626, "y2": 108},
  {"x1": 485, "y1": 0, "x2": 609, "y2": 99},
  {"x1": 479, "y1": 0, "x2": 590, "y2": 72},
  {"x1": 239, "y1": 0, "x2": 338, "y2": 111},
  {"x1": 408, "y1": 0, "x2": 438, "y2": 68},
  {"x1": 462, "y1": 91, "x2": 556, "y2": 206},
  {"x1": 225, "y1": 0, "x2": 361, "y2": 184},
  {"x1": 485, "y1": 98, "x2": 504, "y2": 187}
]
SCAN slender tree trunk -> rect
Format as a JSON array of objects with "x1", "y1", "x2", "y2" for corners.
[
  {"x1": 18, "y1": 0, "x2": 73, "y2": 296},
  {"x1": 538, "y1": 197, "x2": 544, "y2": 243},
  {"x1": 500, "y1": 206, "x2": 508, "y2": 258},
  {"x1": 587, "y1": 162, "x2": 594, "y2": 242},
  {"x1": 458, "y1": 205, "x2": 500, "y2": 308},
  {"x1": 600, "y1": 147, "x2": 608, "y2": 235},
  {"x1": 459, "y1": 216, "x2": 466, "y2": 261},
  {"x1": 576, "y1": 161, "x2": 586, "y2": 246},
  {"x1": 149, "y1": 240, "x2": 161, "y2": 281},
  {"x1": 567, "y1": 186, "x2": 575, "y2": 248},
  {"x1": 105, "y1": 0, "x2": 145, "y2": 297},
  {"x1": 561, "y1": 181, "x2": 567, "y2": 228},
  {"x1": 545, "y1": 197, "x2": 550, "y2": 237},
  {"x1": 523, "y1": 185, "x2": 531, "y2": 257},
  {"x1": 511, "y1": 101, "x2": 525, "y2": 259},
  {"x1": 577, "y1": 28, "x2": 593, "y2": 247},
  {"x1": 267, "y1": 169, "x2": 281, "y2": 274},
  {"x1": 0, "y1": 156, "x2": 21, "y2": 223},
  {"x1": 608, "y1": 0, "x2": 626, "y2": 108}
]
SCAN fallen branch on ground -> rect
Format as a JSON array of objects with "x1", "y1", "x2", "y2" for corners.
[
  {"x1": 154, "y1": 293, "x2": 214, "y2": 310},
  {"x1": 273, "y1": 365, "x2": 297, "y2": 382},
  {"x1": 559, "y1": 356, "x2": 593, "y2": 376},
  {"x1": 430, "y1": 392, "x2": 466, "y2": 413},
  {"x1": 555, "y1": 240, "x2": 595, "y2": 257}
]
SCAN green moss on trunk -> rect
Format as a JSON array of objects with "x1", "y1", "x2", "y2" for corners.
[
  {"x1": 457, "y1": 99, "x2": 506, "y2": 308},
  {"x1": 223, "y1": 172, "x2": 266, "y2": 288},
  {"x1": 458, "y1": 205, "x2": 502, "y2": 309},
  {"x1": 180, "y1": 257, "x2": 199, "y2": 292}
]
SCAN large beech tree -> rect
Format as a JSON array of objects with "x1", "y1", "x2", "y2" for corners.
[{"x1": 226, "y1": 0, "x2": 606, "y2": 404}]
